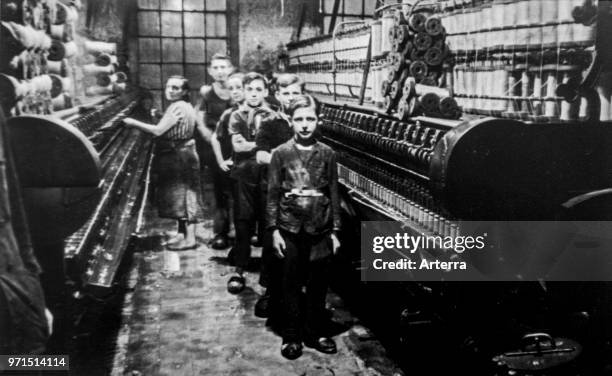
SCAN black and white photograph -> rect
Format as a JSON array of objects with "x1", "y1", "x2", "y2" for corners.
[{"x1": 1, "y1": 0, "x2": 612, "y2": 374}]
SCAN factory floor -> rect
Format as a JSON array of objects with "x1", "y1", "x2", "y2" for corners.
[{"x1": 110, "y1": 185, "x2": 403, "y2": 376}]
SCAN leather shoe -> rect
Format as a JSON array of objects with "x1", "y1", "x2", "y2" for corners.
[
  {"x1": 281, "y1": 341, "x2": 302, "y2": 360},
  {"x1": 254, "y1": 290, "x2": 270, "y2": 318},
  {"x1": 211, "y1": 235, "x2": 228, "y2": 250},
  {"x1": 304, "y1": 337, "x2": 337, "y2": 354},
  {"x1": 227, "y1": 275, "x2": 245, "y2": 294}
]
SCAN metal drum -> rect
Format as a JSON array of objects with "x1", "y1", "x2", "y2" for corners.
[{"x1": 6, "y1": 115, "x2": 101, "y2": 244}]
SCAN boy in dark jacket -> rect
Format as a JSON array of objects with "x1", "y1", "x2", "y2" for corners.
[
  {"x1": 252, "y1": 74, "x2": 305, "y2": 318},
  {"x1": 226, "y1": 72, "x2": 270, "y2": 293},
  {"x1": 266, "y1": 95, "x2": 341, "y2": 360}
]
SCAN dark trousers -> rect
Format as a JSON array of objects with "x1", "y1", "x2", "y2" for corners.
[
  {"x1": 259, "y1": 230, "x2": 274, "y2": 287},
  {"x1": 278, "y1": 229, "x2": 331, "y2": 342},
  {"x1": 198, "y1": 139, "x2": 232, "y2": 237},
  {"x1": 258, "y1": 178, "x2": 273, "y2": 287},
  {"x1": 211, "y1": 164, "x2": 232, "y2": 237},
  {"x1": 232, "y1": 180, "x2": 265, "y2": 270}
]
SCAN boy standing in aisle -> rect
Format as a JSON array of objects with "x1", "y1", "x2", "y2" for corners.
[
  {"x1": 266, "y1": 95, "x2": 341, "y2": 359},
  {"x1": 252, "y1": 74, "x2": 305, "y2": 318},
  {"x1": 195, "y1": 53, "x2": 234, "y2": 250},
  {"x1": 226, "y1": 72, "x2": 270, "y2": 293},
  {"x1": 212, "y1": 72, "x2": 245, "y2": 176}
]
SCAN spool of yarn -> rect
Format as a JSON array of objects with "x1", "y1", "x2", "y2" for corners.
[
  {"x1": 51, "y1": 93, "x2": 71, "y2": 111},
  {"x1": 381, "y1": 11, "x2": 394, "y2": 54},
  {"x1": 84, "y1": 40, "x2": 117, "y2": 55},
  {"x1": 0, "y1": 74, "x2": 30, "y2": 105},
  {"x1": 29, "y1": 75, "x2": 53, "y2": 93},
  {"x1": 85, "y1": 82, "x2": 126, "y2": 96},
  {"x1": 371, "y1": 20, "x2": 382, "y2": 57},
  {"x1": 83, "y1": 63, "x2": 115, "y2": 75},
  {"x1": 95, "y1": 53, "x2": 118, "y2": 67},
  {"x1": 408, "y1": 12, "x2": 427, "y2": 33}
]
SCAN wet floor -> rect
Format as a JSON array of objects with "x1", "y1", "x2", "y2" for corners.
[{"x1": 110, "y1": 196, "x2": 404, "y2": 376}]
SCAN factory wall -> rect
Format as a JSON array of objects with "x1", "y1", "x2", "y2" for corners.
[{"x1": 237, "y1": 0, "x2": 322, "y2": 75}]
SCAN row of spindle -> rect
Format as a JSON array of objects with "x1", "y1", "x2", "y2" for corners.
[
  {"x1": 0, "y1": 0, "x2": 81, "y2": 114},
  {"x1": 440, "y1": 0, "x2": 595, "y2": 52},
  {"x1": 286, "y1": 0, "x2": 604, "y2": 123},
  {"x1": 337, "y1": 160, "x2": 455, "y2": 237},
  {"x1": 288, "y1": 26, "x2": 370, "y2": 65}
]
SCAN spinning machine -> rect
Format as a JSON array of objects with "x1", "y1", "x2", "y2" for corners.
[{"x1": 288, "y1": 1, "x2": 612, "y2": 374}]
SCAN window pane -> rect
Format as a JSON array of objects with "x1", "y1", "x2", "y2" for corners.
[
  {"x1": 150, "y1": 90, "x2": 163, "y2": 110},
  {"x1": 185, "y1": 64, "x2": 208, "y2": 90},
  {"x1": 139, "y1": 64, "x2": 162, "y2": 89},
  {"x1": 161, "y1": 0, "x2": 182, "y2": 10},
  {"x1": 206, "y1": 14, "x2": 226, "y2": 37},
  {"x1": 206, "y1": 39, "x2": 226, "y2": 62},
  {"x1": 162, "y1": 64, "x2": 184, "y2": 84},
  {"x1": 206, "y1": 0, "x2": 226, "y2": 11},
  {"x1": 344, "y1": 0, "x2": 362, "y2": 15},
  {"x1": 184, "y1": 0, "x2": 205, "y2": 11},
  {"x1": 323, "y1": 16, "x2": 331, "y2": 33},
  {"x1": 185, "y1": 39, "x2": 206, "y2": 63},
  {"x1": 139, "y1": 38, "x2": 161, "y2": 62},
  {"x1": 138, "y1": 11, "x2": 160, "y2": 36},
  {"x1": 162, "y1": 38, "x2": 183, "y2": 62},
  {"x1": 138, "y1": 0, "x2": 159, "y2": 9},
  {"x1": 364, "y1": 0, "x2": 375, "y2": 16},
  {"x1": 184, "y1": 12, "x2": 205, "y2": 37},
  {"x1": 161, "y1": 11, "x2": 182, "y2": 37},
  {"x1": 323, "y1": 0, "x2": 334, "y2": 13}
]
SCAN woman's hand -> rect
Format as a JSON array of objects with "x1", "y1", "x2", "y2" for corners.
[
  {"x1": 330, "y1": 232, "x2": 340, "y2": 255},
  {"x1": 272, "y1": 229, "x2": 286, "y2": 258},
  {"x1": 123, "y1": 117, "x2": 137, "y2": 127}
]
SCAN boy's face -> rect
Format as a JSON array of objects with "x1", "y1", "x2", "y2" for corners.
[
  {"x1": 208, "y1": 59, "x2": 233, "y2": 83},
  {"x1": 227, "y1": 77, "x2": 244, "y2": 104},
  {"x1": 244, "y1": 79, "x2": 268, "y2": 107},
  {"x1": 276, "y1": 83, "x2": 302, "y2": 110},
  {"x1": 292, "y1": 107, "x2": 318, "y2": 141}
]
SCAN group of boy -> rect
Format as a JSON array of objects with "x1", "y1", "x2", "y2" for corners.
[
  {"x1": 195, "y1": 53, "x2": 340, "y2": 360},
  {"x1": 195, "y1": 53, "x2": 305, "y2": 313}
]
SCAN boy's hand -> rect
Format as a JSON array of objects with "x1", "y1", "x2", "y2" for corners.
[
  {"x1": 330, "y1": 233, "x2": 340, "y2": 255},
  {"x1": 45, "y1": 308, "x2": 54, "y2": 336},
  {"x1": 219, "y1": 159, "x2": 233, "y2": 172},
  {"x1": 272, "y1": 230, "x2": 286, "y2": 258},
  {"x1": 256, "y1": 150, "x2": 271, "y2": 165}
]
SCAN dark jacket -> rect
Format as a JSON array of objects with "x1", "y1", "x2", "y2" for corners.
[
  {"x1": 266, "y1": 138, "x2": 341, "y2": 236},
  {"x1": 228, "y1": 104, "x2": 262, "y2": 183},
  {"x1": 254, "y1": 110, "x2": 293, "y2": 153},
  {"x1": 215, "y1": 105, "x2": 238, "y2": 160}
]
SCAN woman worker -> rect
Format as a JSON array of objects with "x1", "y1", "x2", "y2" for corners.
[{"x1": 123, "y1": 76, "x2": 205, "y2": 250}]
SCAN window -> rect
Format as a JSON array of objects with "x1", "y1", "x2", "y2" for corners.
[{"x1": 137, "y1": 0, "x2": 230, "y2": 106}]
